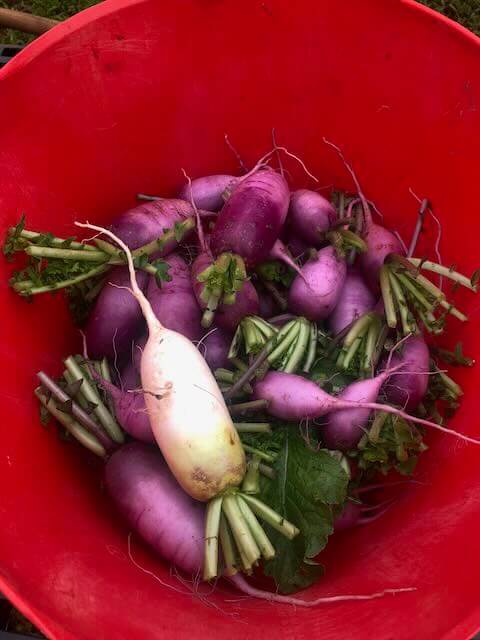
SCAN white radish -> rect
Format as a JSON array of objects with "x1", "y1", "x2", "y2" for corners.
[{"x1": 76, "y1": 221, "x2": 246, "y2": 502}]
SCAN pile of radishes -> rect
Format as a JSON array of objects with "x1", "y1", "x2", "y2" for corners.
[{"x1": 5, "y1": 139, "x2": 478, "y2": 606}]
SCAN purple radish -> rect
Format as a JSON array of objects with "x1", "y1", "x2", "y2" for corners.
[
  {"x1": 215, "y1": 280, "x2": 259, "y2": 332},
  {"x1": 147, "y1": 254, "x2": 202, "y2": 341},
  {"x1": 107, "y1": 443, "x2": 413, "y2": 606},
  {"x1": 288, "y1": 246, "x2": 347, "y2": 321},
  {"x1": 321, "y1": 367, "x2": 401, "y2": 451},
  {"x1": 210, "y1": 168, "x2": 290, "y2": 267},
  {"x1": 289, "y1": 189, "x2": 336, "y2": 246},
  {"x1": 253, "y1": 370, "x2": 480, "y2": 445},
  {"x1": 201, "y1": 329, "x2": 232, "y2": 371},
  {"x1": 110, "y1": 198, "x2": 212, "y2": 253},
  {"x1": 105, "y1": 443, "x2": 204, "y2": 572},
  {"x1": 178, "y1": 174, "x2": 237, "y2": 211},
  {"x1": 91, "y1": 369, "x2": 154, "y2": 443},
  {"x1": 119, "y1": 361, "x2": 140, "y2": 392},
  {"x1": 381, "y1": 336, "x2": 430, "y2": 410},
  {"x1": 85, "y1": 266, "x2": 148, "y2": 359},
  {"x1": 328, "y1": 270, "x2": 376, "y2": 334}
]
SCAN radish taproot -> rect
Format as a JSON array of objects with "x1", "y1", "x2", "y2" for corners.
[
  {"x1": 253, "y1": 371, "x2": 480, "y2": 445},
  {"x1": 76, "y1": 221, "x2": 300, "y2": 582}
]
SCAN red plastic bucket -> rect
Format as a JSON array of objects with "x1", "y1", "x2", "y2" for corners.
[{"x1": 1, "y1": 1, "x2": 479, "y2": 638}]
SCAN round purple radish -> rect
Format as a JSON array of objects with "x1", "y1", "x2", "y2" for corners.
[
  {"x1": 381, "y1": 336, "x2": 430, "y2": 411},
  {"x1": 289, "y1": 189, "x2": 336, "y2": 246},
  {"x1": 85, "y1": 266, "x2": 148, "y2": 359},
  {"x1": 201, "y1": 329, "x2": 232, "y2": 371},
  {"x1": 334, "y1": 502, "x2": 362, "y2": 531},
  {"x1": 215, "y1": 280, "x2": 259, "y2": 332},
  {"x1": 360, "y1": 224, "x2": 404, "y2": 292},
  {"x1": 257, "y1": 289, "x2": 278, "y2": 318},
  {"x1": 178, "y1": 174, "x2": 237, "y2": 211},
  {"x1": 328, "y1": 270, "x2": 376, "y2": 335},
  {"x1": 288, "y1": 246, "x2": 347, "y2": 321},
  {"x1": 210, "y1": 168, "x2": 290, "y2": 267}
]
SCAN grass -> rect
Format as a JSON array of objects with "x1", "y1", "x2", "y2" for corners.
[{"x1": 0, "y1": 0, "x2": 479, "y2": 44}]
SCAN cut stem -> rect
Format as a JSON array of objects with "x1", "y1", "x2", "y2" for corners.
[
  {"x1": 241, "y1": 494, "x2": 300, "y2": 539},
  {"x1": 380, "y1": 266, "x2": 397, "y2": 328},
  {"x1": 203, "y1": 496, "x2": 224, "y2": 581},
  {"x1": 237, "y1": 496, "x2": 275, "y2": 560},
  {"x1": 19, "y1": 230, "x2": 98, "y2": 251},
  {"x1": 282, "y1": 319, "x2": 310, "y2": 374},
  {"x1": 35, "y1": 388, "x2": 106, "y2": 458},
  {"x1": 242, "y1": 456, "x2": 261, "y2": 494},
  {"x1": 37, "y1": 372, "x2": 113, "y2": 450},
  {"x1": 303, "y1": 323, "x2": 318, "y2": 373},
  {"x1": 408, "y1": 258, "x2": 477, "y2": 291},
  {"x1": 234, "y1": 422, "x2": 272, "y2": 433},
  {"x1": 219, "y1": 515, "x2": 238, "y2": 577},
  {"x1": 228, "y1": 399, "x2": 269, "y2": 415},
  {"x1": 242, "y1": 444, "x2": 276, "y2": 464},
  {"x1": 64, "y1": 357, "x2": 124, "y2": 444},
  {"x1": 25, "y1": 245, "x2": 109, "y2": 262},
  {"x1": 222, "y1": 494, "x2": 261, "y2": 567}
]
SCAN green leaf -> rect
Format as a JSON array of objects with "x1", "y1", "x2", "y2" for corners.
[
  {"x1": 256, "y1": 427, "x2": 349, "y2": 593},
  {"x1": 151, "y1": 259, "x2": 172, "y2": 284},
  {"x1": 3, "y1": 215, "x2": 26, "y2": 259}
]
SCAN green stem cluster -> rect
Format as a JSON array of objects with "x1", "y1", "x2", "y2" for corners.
[
  {"x1": 5, "y1": 218, "x2": 191, "y2": 297},
  {"x1": 203, "y1": 488, "x2": 299, "y2": 581},
  {"x1": 36, "y1": 355, "x2": 123, "y2": 457},
  {"x1": 380, "y1": 255, "x2": 477, "y2": 336},
  {"x1": 197, "y1": 253, "x2": 247, "y2": 328},
  {"x1": 229, "y1": 315, "x2": 318, "y2": 385},
  {"x1": 336, "y1": 312, "x2": 387, "y2": 374}
]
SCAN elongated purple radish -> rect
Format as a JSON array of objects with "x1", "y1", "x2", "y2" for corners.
[
  {"x1": 321, "y1": 366, "x2": 401, "y2": 451},
  {"x1": 108, "y1": 443, "x2": 413, "y2": 605},
  {"x1": 381, "y1": 336, "x2": 430, "y2": 411},
  {"x1": 253, "y1": 371, "x2": 480, "y2": 445},
  {"x1": 328, "y1": 270, "x2": 376, "y2": 335},
  {"x1": 110, "y1": 198, "x2": 212, "y2": 253},
  {"x1": 76, "y1": 221, "x2": 246, "y2": 502},
  {"x1": 210, "y1": 168, "x2": 290, "y2": 267},
  {"x1": 119, "y1": 360, "x2": 140, "y2": 392},
  {"x1": 178, "y1": 174, "x2": 237, "y2": 211},
  {"x1": 269, "y1": 239, "x2": 305, "y2": 280},
  {"x1": 215, "y1": 280, "x2": 259, "y2": 332},
  {"x1": 289, "y1": 189, "x2": 336, "y2": 246},
  {"x1": 288, "y1": 246, "x2": 347, "y2": 321},
  {"x1": 85, "y1": 266, "x2": 148, "y2": 359},
  {"x1": 200, "y1": 329, "x2": 232, "y2": 371},
  {"x1": 147, "y1": 254, "x2": 202, "y2": 341},
  {"x1": 105, "y1": 443, "x2": 204, "y2": 574}
]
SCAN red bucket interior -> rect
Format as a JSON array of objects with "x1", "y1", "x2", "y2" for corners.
[{"x1": 1, "y1": 1, "x2": 480, "y2": 638}]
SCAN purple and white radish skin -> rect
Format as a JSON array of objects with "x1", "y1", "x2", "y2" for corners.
[
  {"x1": 77, "y1": 222, "x2": 245, "y2": 502},
  {"x1": 253, "y1": 371, "x2": 479, "y2": 445},
  {"x1": 328, "y1": 270, "x2": 376, "y2": 335}
]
